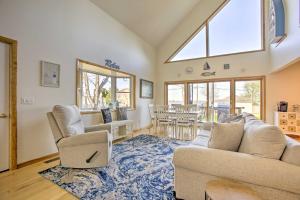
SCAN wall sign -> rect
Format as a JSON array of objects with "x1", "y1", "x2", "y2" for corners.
[{"x1": 105, "y1": 59, "x2": 120, "y2": 70}]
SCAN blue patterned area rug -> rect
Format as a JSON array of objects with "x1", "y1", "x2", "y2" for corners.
[{"x1": 39, "y1": 135, "x2": 190, "y2": 200}]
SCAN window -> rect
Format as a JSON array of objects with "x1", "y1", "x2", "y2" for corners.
[
  {"x1": 81, "y1": 72, "x2": 112, "y2": 110},
  {"x1": 235, "y1": 80, "x2": 261, "y2": 119},
  {"x1": 116, "y1": 77, "x2": 131, "y2": 107},
  {"x1": 77, "y1": 60, "x2": 136, "y2": 111},
  {"x1": 167, "y1": 84, "x2": 185, "y2": 105},
  {"x1": 209, "y1": 81, "x2": 231, "y2": 121},
  {"x1": 165, "y1": 77, "x2": 265, "y2": 120},
  {"x1": 167, "y1": 0, "x2": 264, "y2": 62},
  {"x1": 171, "y1": 27, "x2": 206, "y2": 62},
  {"x1": 188, "y1": 83, "x2": 208, "y2": 121},
  {"x1": 188, "y1": 83, "x2": 207, "y2": 107}
]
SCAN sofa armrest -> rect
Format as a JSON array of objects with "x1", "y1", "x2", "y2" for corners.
[
  {"x1": 173, "y1": 146, "x2": 300, "y2": 194},
  {"x1": 85, "y1": 124, "x2": 111, "y2": 133},
  {"x1": 58, "y1": 130, "x2": 111, "y2": 148}
]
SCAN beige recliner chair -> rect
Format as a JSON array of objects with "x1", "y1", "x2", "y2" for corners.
[{"x1": 47, "y1": 105, "x2": 113, "y2": 168}]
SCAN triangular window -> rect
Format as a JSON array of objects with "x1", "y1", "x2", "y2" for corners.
[
  {"x1": 171, "y1": 26, "x2": 206, "y2": 62},
  {"x1": 167, "y1": 0, "x2": 263, "y2": 63}
]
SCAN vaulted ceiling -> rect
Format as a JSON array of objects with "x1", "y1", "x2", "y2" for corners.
[{"x1": 90, "y1": 0, "x2": 202, "y2": 47}]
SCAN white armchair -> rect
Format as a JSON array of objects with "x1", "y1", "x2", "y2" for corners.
[{"x1": 47, "y1": 105, "x2": 113, "y2": 168}]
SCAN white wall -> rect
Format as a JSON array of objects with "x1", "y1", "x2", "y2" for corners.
[
  {"x1": 0, "y1": 0, "x2": 156, "y2": 164},
  {"x1": 156, "y1": 0, "x2": 270, "y2": 105},
  {"x1": 270, "y1": 0, "x2": 300, "y2": 71},
  {"x1": 266, "y1": 61, "x2": 300, "y2": 123}
]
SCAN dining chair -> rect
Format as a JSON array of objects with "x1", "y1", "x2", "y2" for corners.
[
  {"x1": 186, "y1": 104, "x2": 197, "y2": 112},
  {"x1": 171, "y1": 104, "x2": 183, "y2": 112},
  {"x1": 176, "y1": 110, "x2": 197, "y2": 140},
  {"x1": 148, "y1": 104, "x2": 157, "y2": 134},
  {"x1": 156, "y1": 105, "x2": 174, "y2": 137}
]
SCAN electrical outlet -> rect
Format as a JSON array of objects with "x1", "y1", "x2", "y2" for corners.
[{"x1": 21, "y1": 97, "x2": 35, "y2": 105}]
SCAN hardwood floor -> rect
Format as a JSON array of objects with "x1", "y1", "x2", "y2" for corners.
[
  {"x1": 0, "y1": 129, "x2": 155, "y2": 200},
  {"x1": 0, "y1": 158, "x2": 72, "y2": 200}
]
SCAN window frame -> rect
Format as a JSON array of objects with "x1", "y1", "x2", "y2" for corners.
[
  {"x1": 166, "y1": 0, "x2": 265, "y2": 63},
  {"x1": 116, "y1": 77, "x2": 132, "y2": 108},
  {"x1": 165, "y1": 82, "x2": 187, "y2": 105},
  {"x1": 164, "y1": 76, "x2": 265, "y2": 120},
  {"x1": 76, "y1": 59, "x2": 136, "y2": 112}
]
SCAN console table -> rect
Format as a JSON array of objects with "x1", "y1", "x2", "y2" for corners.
[{"x1": 109, "y1": 120, "x2": 134, "y2": 141}]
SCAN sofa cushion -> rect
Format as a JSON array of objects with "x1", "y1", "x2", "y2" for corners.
[
  {"x1": 52, "y1": 105, "x2": 84, "y2": 137},
  {"x1": 208, "y1": 121, "x2": 244, "y2": 151},
  {"x1": 281, "y1": 136, "x2": 300, "y2": 166},
  {"x1": 239, "y1": 123, "x2": 286, "y2": 159}
]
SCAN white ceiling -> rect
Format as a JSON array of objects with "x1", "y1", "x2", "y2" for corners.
[{"x1": 91, "y1": 0, "x2": 202, "y2": 47}]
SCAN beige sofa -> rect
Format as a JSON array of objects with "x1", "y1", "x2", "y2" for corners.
[{"x1": 173, "y1": 114, "x2": 300, "y2": 200}]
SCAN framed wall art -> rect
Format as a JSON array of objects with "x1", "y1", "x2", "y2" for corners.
[
  {"x1": 140, "y1": 79, "x2": 153, "y2": 99},
  {"x1": 40, "y1": 61, "x2": 60, "y2": 88}
]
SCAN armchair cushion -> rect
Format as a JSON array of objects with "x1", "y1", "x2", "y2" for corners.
[
  {"x1": 57, "y1": 130, "x2": 110, "y2": 148},
  {"x1": 52, "y1": 105, "x2": 84, "y2": 137}
]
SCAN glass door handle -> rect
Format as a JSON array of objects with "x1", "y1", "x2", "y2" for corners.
[{"x1": 0, "y1": 113, "x2": 8, "y2": 118}]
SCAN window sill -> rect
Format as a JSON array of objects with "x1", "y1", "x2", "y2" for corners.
[{"x1": 80, "y1": 108, "x2": 136, "y2": 115}]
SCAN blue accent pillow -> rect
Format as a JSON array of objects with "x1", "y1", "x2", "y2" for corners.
[{"x1": 101, "y1": 108, "x2": 112, "y2": 124}]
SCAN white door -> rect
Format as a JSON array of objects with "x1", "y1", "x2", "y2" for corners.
[{"x1": 0, "y1": 42, "x2": 10, "y2": 172}]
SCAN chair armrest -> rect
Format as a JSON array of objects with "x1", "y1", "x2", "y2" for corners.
[
  {"x1": 58, "y1": 130, "x2": 111, "y2": 148},
  {"x1": 173, "y1": 146, "x2": 300, "y2": 194},
  {"x1": 85, "y1": 124, "x2": 111, "y2": 133}
]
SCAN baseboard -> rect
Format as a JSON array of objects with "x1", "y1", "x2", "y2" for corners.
[{"x1": 17, "y1": 153, "x2": 59, "y2": 169}]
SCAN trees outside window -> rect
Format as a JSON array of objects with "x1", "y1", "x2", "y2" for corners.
[{"x1": 77, "y1": 60, "x2": 135, "y2": 110}]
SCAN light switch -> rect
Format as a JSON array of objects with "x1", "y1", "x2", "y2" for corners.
[{"x1": 21, "y1": 97, "x2": 35, "y2": 105}]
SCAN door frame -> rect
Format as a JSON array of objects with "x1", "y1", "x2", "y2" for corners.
[{"x1": 0, "y1": 36, "x2": 17, "y2": 170}]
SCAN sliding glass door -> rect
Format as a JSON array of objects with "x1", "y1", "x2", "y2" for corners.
[
  {"x1": 167, "y1": 84, "x2": 185, "y2": 105},
  {"x1": 165, "y1": 77, "x2": 265, "y2": 121},
  {"x1": 208, "y1": 81, "x2": 231, "y2": 122},
  {"x1": 188, "y1": 81, "x2": 231, "y2": 122},
  {"x1": 188, "y1": 83, "x2": 208, "y2": 121},
  {"x1": 235, "y1": 80, "x2": 262, "y2": 119},
  {"x1": 188, "y1": 83, "x2": 207, "y2": 107}
]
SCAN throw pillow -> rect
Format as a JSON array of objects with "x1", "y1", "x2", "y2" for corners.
[
  {"x1": 52, "y1": 105, "x2": 84, "y2": 137},
  {"x1": 281, "y1": 136, "x2": 300, "y2": 166},
  {"x1": 239, "y1": 124, "x2": 287, "y2": 159},
  {"x1": 117, "y1": 107, "x2": 128, "y2": 120},
  {"x1": 208, "y1": 121, "x2": 244, "y2": 151},
  {"x1": 101, "y1": 108, "x2": 112, "y2": 124}
]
